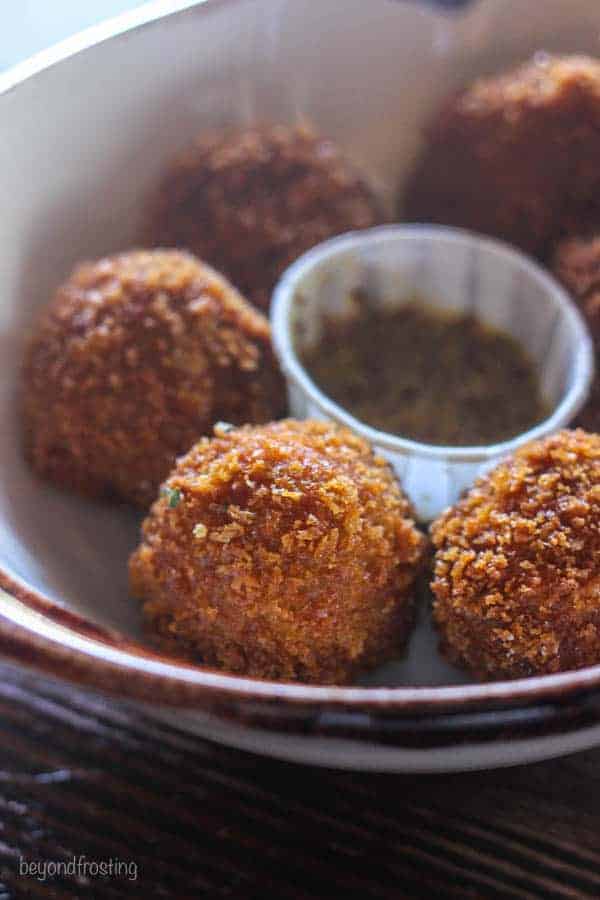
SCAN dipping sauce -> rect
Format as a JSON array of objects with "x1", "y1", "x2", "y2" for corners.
[{"x1": 300, "y1": 298, "x2": 549, "y2": 446}]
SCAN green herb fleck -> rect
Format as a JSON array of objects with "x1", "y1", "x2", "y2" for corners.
[
  {"x1": 214, "y1": 421, "x2": 235, "y2": 436},
  {"x1": 161, "y1": 486, "x2": 182, "y2": 508},
  {"x1": 193, "y1": 522, "x2": 207, "y2": 540}
]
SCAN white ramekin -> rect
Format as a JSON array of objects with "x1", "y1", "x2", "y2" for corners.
[{"x1": 271, "y1": 225, "x2": 595, "y2": 521}]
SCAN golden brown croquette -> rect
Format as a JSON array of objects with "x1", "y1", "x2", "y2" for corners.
[
  {"x1": 404, "y1": 55, "x2": 600, "y2": 258},
  {"x1": 572, "y1": 378, "x2": 600, "y2": 435},
  {"x1": 129, "y1": 420, "x2": 427, "y2": 684},
  {"x1": 431, "y1": 430, "x2": 600, "y2": 680},
  {"x1": 552, "y1": 234, "x2": 600, "y2": 342},
  {"x1": 22, "y1": 249, "x2": 285, "y2": 506},
  {"x1": 148, "y1": 124, "x2": 384, "y2": 312},
  {"x1": 552, "y1": 234, "x2": 600, "y2": 431}
]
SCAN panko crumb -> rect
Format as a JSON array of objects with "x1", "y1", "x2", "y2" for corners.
[
  {"x1": 129, "y1": 419, "x2": 427, "y2": 684},
  {"x1": 431, "y1": 430, "x2": 600, "y2": 680}
]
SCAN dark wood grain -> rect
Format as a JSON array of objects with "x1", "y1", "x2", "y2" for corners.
[{"x1": 0, "y1": 663, "x2": 599, "y2": 898}]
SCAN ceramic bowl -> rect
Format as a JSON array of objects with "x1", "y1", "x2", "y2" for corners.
[
  {"x1": 3, "y1": 0, "x2": 600, "y2": 773},
  {"x1": 271, "y1": 224, "x2": 593, "y2": 521}
]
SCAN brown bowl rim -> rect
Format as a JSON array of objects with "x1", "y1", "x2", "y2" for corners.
[{"x1": 4, "y1": 564, "x2": 600, "y2": 717}]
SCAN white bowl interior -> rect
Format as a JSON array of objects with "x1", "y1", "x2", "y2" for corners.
[{"x1": 1, "y1": 0, "x2": 600, "y2": 687}]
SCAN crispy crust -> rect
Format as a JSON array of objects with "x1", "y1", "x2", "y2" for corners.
[
  {"x1": 22, "y1": 249, "x2": 285, "y2": 507},
  {"x1": 148, "y1": 124, "x2": 384, "y2": 311},
  {"x1": 431, "y1": 430, "x2": 600, "y2": 680},
  {"x1": 404, "y1": 55, "x2": 600, "y2": 257},
  {"x1": 129, "y1": 420, "x2": 427, "y2": 684}
]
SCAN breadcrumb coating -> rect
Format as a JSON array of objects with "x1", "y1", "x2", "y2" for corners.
[
  {"x1": 148, "y1": 124, "x2": 384, "y2": 311},
  {"x1": 129, "y1": 420, "x2": 426, "y2": 684},
  {"x1": 22, "y1": 250, "x2": 285, "y2": 506},
  {"x1": 431, "y1": 430, "x2": 600, "y2": 680},
  {"x1": 404, "y1": 54, "x2": 600, "y2": 257}
]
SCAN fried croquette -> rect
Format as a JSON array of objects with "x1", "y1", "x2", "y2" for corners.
[
  {"x1": 148, "y1": 124, "x2": 384, "y2": 312},
  {"x1": 552, "y1": 234, "x2": 600, "y2": 342},
  {"x1": 404, "y1": 54, "x2": 600, "y2": 258},
  {"x1": 552, "y1": 234, "x2": 600, "y2": 431},
  {"x1": 431, "y1": 430, "x2": 600, "y2": 680},
  {"x1": 22, "y1": 249, "x2": 285, "y2": 507},
  {"x1": 129, "y1": 419, "x2": 427, "y2": 684},
  {"x1": 572, "y1": 377, "x2": 600, "y2": 434}
]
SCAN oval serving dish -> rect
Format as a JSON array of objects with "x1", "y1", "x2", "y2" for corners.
[{"x1": 3, "y1": 0, "x2": 600, "y2": 772}]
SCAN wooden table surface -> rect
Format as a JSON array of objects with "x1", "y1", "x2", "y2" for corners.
[{"x1": 0, "y1": 663, "x2": 599, "y2": 899}]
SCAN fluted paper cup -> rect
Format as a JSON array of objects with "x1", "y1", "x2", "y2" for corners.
[{"x1": 271, "y1": 225, "x2": 594, "y2": 521}]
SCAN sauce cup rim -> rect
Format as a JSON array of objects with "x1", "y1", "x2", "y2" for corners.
[{"x1": 271, "y1": 223, "x2": 595, "y2": 463}]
